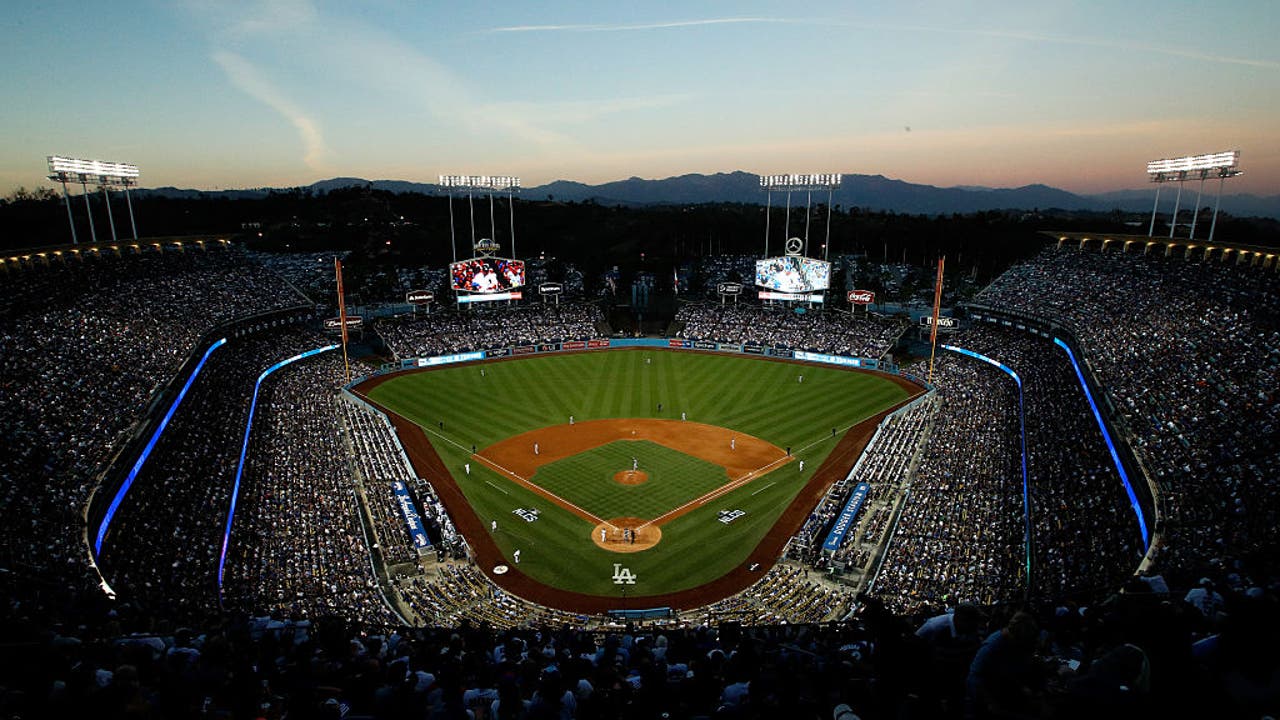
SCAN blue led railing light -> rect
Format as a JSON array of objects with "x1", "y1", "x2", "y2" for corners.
[
  {"x1": 940, "y1": 344, "x2": 1033, "y2": 589},
  {"x1": 218, "y1": 345, "x2": 339, "y2": 591},
  {"x1": 1053, "y1": 338, "x2": 1150, "y2": 549},
  {"x1": 95, "y1": 338, "x2": 228, "y2": 557}
]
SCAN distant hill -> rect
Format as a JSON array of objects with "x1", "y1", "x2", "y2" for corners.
[{"x1": 136, "y1": 172, "x2": 1280, "y2": 219}]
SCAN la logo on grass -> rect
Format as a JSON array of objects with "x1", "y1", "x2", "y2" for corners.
[{"x1": 612, "y1": 563, "x2": 637, "y2": 585}]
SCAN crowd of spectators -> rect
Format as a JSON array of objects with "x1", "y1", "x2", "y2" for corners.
[
  {"x1": 695, "y1": 564, "x2": 857, "y2": 626},
  {"x1": 952, "y1": 325, "x2": 1144, "y2": 601},
  {"x1": 977, "y1": 248, "x2": 1280, "y2": 590},
  {"x1": 97, "y1": 330, "x2": 323, "y2": 620},
  {"x1": 376, "y1": 302, "x2": 605, "y2": 359},
  {"x1": 394, "y1": 563, "x2": 585, "y2": 630},
  {"x1": 871, "y1": 351, "x2": 1027, "y2": 614},
  {"x1": 221, "y1": 351, "x2": 396, "y2": 627},
  {"x1": 0, "y1": 247, "x2": 308, "y2": 613},
  {"x1": 7, "y1": 581, "x2": 1275, "y2": 718},
  {"x1": 790, "y1": 395, "x2": 938, "y2": 574},
  {"x1": 675, "y1": 303, "x2": 905, "y2": 359},
  {"x1": 338, "y1": 398, "x2": 462, "y2": 568},
  {"x1": 4, "y1": 242, "x2": 1280, "y2": 717}
]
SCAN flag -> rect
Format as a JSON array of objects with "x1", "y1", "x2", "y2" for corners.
[{"x1": 673, "y1": 266, "x2": 679, "y2": 294}]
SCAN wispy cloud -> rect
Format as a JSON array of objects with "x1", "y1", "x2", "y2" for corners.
[
  {"x1": 486, "y1": 17, "x2": 792, "y2": 33},
  {"x1": 212, "y1": 51, "x2": 329, "y2": 172},
  {"x1": 484, "y1": 14, "x2": 1278, "y2": 69}
]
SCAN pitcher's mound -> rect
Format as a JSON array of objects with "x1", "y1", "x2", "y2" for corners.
[
  {"x1": 591, "y1": 517, "x2": 661, "y2": 553},
  {"x1": 613, "y1": 469, "x2": 649, "y2": 486}
]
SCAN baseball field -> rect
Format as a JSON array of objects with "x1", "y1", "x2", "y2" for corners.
[{"x1": 358, "y1": 349, "x2": 918, "y2": 612}]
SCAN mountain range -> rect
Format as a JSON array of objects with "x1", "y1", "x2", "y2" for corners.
[{"x1": 142, "y1": 171, "x2": 1280, "y2": 219}]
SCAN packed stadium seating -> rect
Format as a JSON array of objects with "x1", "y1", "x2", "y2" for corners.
[
  {"x1": 0, "y1": 247, "x2": 307, "y2": 610},
  {"x1": 2, "y1": 243, "x2": 1278, "y2": 718},
  {"x1": 375, "y1": 302, "x2": 604, "y2": 359},
  {"x1": 675, "y1": 302, "x2": 906, "y2": 359},
  {"x1": 978, "y1": 248, "x2": 1280, "y2": 590}
]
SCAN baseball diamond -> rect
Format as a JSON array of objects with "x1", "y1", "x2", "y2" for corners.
[{"x1": 357, "y1": 348, "x2": 919, "y2": 611}]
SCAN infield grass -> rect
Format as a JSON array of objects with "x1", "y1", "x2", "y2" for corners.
[{"x1": 366, "y1": 349, "x2": 910, "y2": 599}]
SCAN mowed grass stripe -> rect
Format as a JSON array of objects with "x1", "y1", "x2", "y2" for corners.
[{"x1": 365, "y1": 349, "x2": 912, "y2": 598}]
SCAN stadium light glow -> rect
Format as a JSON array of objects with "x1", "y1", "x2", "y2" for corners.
[
  {"x1": 48, "y1": 155, "x2": 139, "y2": 184},
  {"x1": 439, "y1": 174, "x2": 521, "y2": 191},
  {"x1": 759, "y1": 173, "x2": 842, "y2": 189},
  {"x1": 1147, "y1": 151, "x2": 1239, "y2": 177}
]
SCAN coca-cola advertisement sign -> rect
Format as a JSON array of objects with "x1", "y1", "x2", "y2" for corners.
[{"x1": 847, "y1": 289, "x2": 875, "y2": 305}]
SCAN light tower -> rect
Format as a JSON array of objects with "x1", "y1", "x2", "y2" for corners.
[
  {"x1": 47, "y1": 155, "x2": 140, "y2": 245},
  {"x1": 759, "y1": 174, "x2": 842, "y2": 260},
  {"x1": 439, "y1": 175, "x2": 521, "y2": 261},
  {"x1": 1146, "y1": 151, "x2": 1241, "y2": 243}
]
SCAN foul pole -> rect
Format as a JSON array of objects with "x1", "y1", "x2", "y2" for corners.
[
  {"x1": 927, "y1": 257, "x2": 945, "y2": 384},
  {"x1": 335, "y1": 258, "x2": 352, "y2": 383}
]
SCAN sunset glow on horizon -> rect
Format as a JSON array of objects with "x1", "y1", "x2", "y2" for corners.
[{"x1": 2, "y1": 1, "x2": 1276, "y2": 196}]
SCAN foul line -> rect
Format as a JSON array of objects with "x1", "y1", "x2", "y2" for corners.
[
  {"x1": 355, "y1": 389, "x2": 613, "y2": 529},
  {"x1": 640, "y1": 429, "x2": 843, "y2": 530},
  {"x1": 751, "y1": 482, "x2": 777, "y2": 496},
  {"x1": 484, "y1": 480, "x2": 510, "y2": 495}
]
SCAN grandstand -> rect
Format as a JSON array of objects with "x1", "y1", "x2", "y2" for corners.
[{"x1": 0, "y1": 236, "x2": 1276, "y2": 718}]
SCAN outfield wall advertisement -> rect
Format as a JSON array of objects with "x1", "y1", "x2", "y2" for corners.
[{"x1": 386, "y1": 338, "x2": 886, "y2": 382}]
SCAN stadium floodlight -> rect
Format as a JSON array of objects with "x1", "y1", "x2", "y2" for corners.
[
  {"x1": 438, "y1": 174, "x2": 521, "y2": 191},
  {"x1": 48, "y1": 155, "x2": 139, "y2": 184},
  {"x1": 759, "y1": 172, "x2": 842, "y2": 260},
  {"x1": 759, "y1": 173, "x2": 841, "y2": 190},
  {"x1": 439, "y1": 174, "x2": 523, "y2": 263},
  {"x1": 1146, "y1": 151, "x2": 1239, "y2": 179},
  {"x1": 47, "y1": 155, "x2": 141, "y2": 245},
  {"x1": 1145, "y1": 150, "x2": 1242, "y2": 244}
]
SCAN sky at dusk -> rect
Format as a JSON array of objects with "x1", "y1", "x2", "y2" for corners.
[{"x1": 1, "y1": 1, "x2": 1277, "y2": 196}]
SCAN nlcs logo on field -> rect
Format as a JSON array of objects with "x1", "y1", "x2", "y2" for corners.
[{"x1": 612, "y1": 563, "x2": 637, "y2": 585}]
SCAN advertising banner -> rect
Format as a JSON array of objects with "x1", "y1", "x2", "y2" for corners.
[
  {"x1": 416, "y1": 351, "x2": 484, "y2": 367},
  {"x1": 767, "y1": 348, "x2": 794, "y2": 358},
  {"x1": 822, "y1": 482, "x2": 871, "y2": 552},
  {"x1": 694, "y1": 340, "x2": 717, "y2": 350},
  {"x1": 847, "y1": 289, "x2": 875, "y2": 305},
  {"x1": 561, "y1": 340, "x2": 587, "y2": 350},
  {"x1": 588, "y1": 339, "x2": 611, "y2": 348},
  {"x1": 392, "y1": 481, "x2": 431, "y2": 551},
  {"x1": 513, "y1": 345, "x2": 535, "y2": 355},
  {"x1": 793, "y1": 350, "x2": 863, "y2": 368},
  {"x1": 743, "y1": 344, "x2": 764, "y2": 355},
  {"x1": 537, "y1": 343, "x2": 560, "y2": 353},
  {"x1": 485, "y1": 347, "x2": 511, "y2": 358}
]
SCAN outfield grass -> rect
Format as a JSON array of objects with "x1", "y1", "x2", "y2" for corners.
[{"x1": 367, "y1": 349, "x2": 909, "y2": 599}]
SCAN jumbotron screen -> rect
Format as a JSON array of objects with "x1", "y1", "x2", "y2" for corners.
[
  {"x1": 450, "y1": 258, "x2": 526, "y2": 293},
  {"x1": 755, "y1": 256, "x2": 831, "y2": 293}
]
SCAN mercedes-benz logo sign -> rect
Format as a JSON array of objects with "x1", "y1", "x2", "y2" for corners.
[{"x1": 784, "y1": 237, "x2": 803, "y2": 256}]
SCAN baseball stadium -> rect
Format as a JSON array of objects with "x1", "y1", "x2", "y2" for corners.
[{"x1": 2, "y1": 168, "x2": 1278, "y2": 718}]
